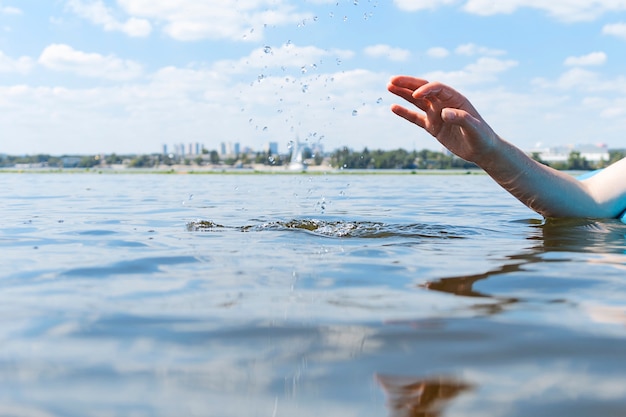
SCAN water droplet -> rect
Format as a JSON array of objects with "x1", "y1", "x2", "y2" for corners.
[
  {"x1": 263, "y1": 126, "x2": 268, "y2": 131},
  {"x1": 287, "y1": 140, "x2": 294, "y2": 150},
  {"x1": 263, "y1": 46, "x2": 272, "y2": 54},
  {"x1": 376, "y1": 97, "x2": 383, "y2": 104},
  {"x1": 300, "y1": 66, "x2": 307, "y2": 74},
  {"x1": 329, "y1": 12, "x2": 334, "y2": 18},
  {"x1": 352, "y1": 110, "x2": 358, "y2": 116},
  {"x1": 336, "y1": 58, "x2": 342, "y2": 66},
  {"x1": 354, "y1": 0, "x2": 359, "y2": 5},
  {"x1": 301, "y1": 84, "x2": 309, "y2": 93},
  {"x1": 343, "y1": 16, "x2": 348, "y2": 22}
]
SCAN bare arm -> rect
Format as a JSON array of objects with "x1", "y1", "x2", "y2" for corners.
[{"x1": 387, "y1": 75, "x2": 626, "y2": 219}]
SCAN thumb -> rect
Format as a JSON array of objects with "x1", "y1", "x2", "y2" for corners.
[{"x1": 441, "y1": 108, "x2": 482, "y2": 133}]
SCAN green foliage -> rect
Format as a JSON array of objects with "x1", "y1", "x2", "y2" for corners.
[
  {"x1": 128, "y1": 155, "x2": 156, "y2": 168},
  {"x1": 544, "y1": 151, "x2": 607, "y2": 170},
  {"x1": 106, "y1": 153, "x2": 123, "y2": 164},
  {"x1": 313, "y1": 152, "x2": 324, "y2": 166},
  {"x1": 609, "y1": 149, "x2": 626, "y2": 165},
  {"x1": 330, "y1": 147, "x2": 476, "y2": 170},
  {"x1": 77, "y1": 156, "x2": 100, "y2": 168},
  {"x1": 567, "y1": 151, "x2": 590, "y2": 170}
]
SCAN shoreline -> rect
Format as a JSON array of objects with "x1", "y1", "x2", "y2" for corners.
[{"x1": 0, "y1": 165, "x2": 489, "y2": 175}]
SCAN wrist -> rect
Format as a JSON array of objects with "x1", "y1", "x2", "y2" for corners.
[{"x1": 471, "y1": 133, "x2": 504, "y2": 169}]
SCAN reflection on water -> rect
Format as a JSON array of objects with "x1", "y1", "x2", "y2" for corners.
[
  {"x1": 376, "y1": 374, "x2": 473, "y2": 417},
  {"x1": 539, "y1": 218, "x2": 626, "y2": 253},
  {"x1": 423, "y1": 218, "x2": 626, "y2": 301}
]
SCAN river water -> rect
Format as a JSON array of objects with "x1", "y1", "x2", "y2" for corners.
[{"x1": 1, "y1": 172, "x2": 625, "y2": 417}]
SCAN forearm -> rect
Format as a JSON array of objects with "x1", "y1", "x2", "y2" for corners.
[
  {"x1": 477, "y1": 138, "x2": 623, "y2": 218},
  {"x1": 387, "y1": 76, "x2": 625, "y2": 219}
]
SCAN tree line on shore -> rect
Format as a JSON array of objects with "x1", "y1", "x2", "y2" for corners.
[{"x1": 1, "y1": 147, "x2": 624, "y2": 170}]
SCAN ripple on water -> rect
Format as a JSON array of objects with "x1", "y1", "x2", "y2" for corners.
[
  {"x1": 62, "y1": 255, "x2": 199, "y2": 278},
  {"x1": 186, "y1": 218, "x2": 484, "y2": 239}
]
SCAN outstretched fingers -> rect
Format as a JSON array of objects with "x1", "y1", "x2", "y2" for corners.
[
  {"x1": 413, "y1": 82, "x2": 474, "y2": 115},
  {"x1": 387, "y1": 82, "x2": 417, "y2": 104},
  {"x1": 390, "y1": 104, "x2": 428, "y2": 130},
  {"x1": 388, "y1": 79, "x2": 434, "y2": 114},
  {"x1": 388, "y1": 75, "x2": 430, "y2": 91},
  {"x1": 388, "y1": 77, "x2": 480, "y2": 138}
]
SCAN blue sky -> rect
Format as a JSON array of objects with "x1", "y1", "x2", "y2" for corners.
[{"x1": 1, "y1": 0, "x2": 626, "y2": 155}]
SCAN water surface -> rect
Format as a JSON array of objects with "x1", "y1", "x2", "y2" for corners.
[{"x1": 1, "y1": 173, "x2": 625, "y2": 417}]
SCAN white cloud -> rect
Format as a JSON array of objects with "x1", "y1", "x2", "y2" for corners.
[
  {"x1": 603, "y1": 22, "x2": 626, "y2": 40},
  {"x1": 117, "y1": 0, "x2": 312, "y2": 41},
  {"x1": 214, "y1": 43, "x2": 355, "y2": 74},
  {"x1": 533, "y1": 67, "x2": 626, "y2": 94},
  {"x1": 564, "y1": 51, "x2": 607, "y2": 67},
  {"x1": 465, "y1": 57, "x2": 518, "y2": 75},
  {"x1": 66, "y1": 0, "x2": 151, "y2": 37},
  {"x1": 1, "y1": 6, "x2": 21, "y2": 15},
  {"x1": 0, "y1": 51, "x2": 33, "y2": 74},
  {"x1": 427, "y1": 47, "x2": 450, "y2": 59},
  {"x1": 363, "y1": 44, "x2": 410, "y2": 62},
  {"x1": 552, "y1": 67, "x2": 599, "y2": 90},
  {"x1": 0, "y1": 65, "x2": 397, "y2": 155},
  {"x1": 394, "y1": 0, "x2": 626, "y2": 22},
  {"x1": 393, "y1": 0, "x2": 458, "y2": 12},
  {"x1": 424, "y1": 57, "x2": 518, "y2": 86},
  {"x1": 464, "y1": 0, "x2": 626, "y2": 21},
  {"x1": 38, "y1": 44, "x2": 143, "y2": 81},
  {"x1": 455, "y1": 43, "x2": 506, "y2": 57}
]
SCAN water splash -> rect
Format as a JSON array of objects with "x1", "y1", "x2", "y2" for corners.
[{"x1": 187, "y1": 219, "x2": 478, "y2": 239}]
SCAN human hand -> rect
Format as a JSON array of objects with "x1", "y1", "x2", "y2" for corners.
[{"x1": 387, "y1": 76, "x2": 498, "y2": 164}]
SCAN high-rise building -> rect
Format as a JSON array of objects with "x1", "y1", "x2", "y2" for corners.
[{"x1": 264, "y1": 142, "x2": 279, "y2": 155}]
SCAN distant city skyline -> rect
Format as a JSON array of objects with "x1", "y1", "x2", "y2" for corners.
[
  {"x1": 158, "y1": 140, "x2": 324, "y2": 159},
  {"x1": 2, "y1": 1, "x2": 626, "y2": 155}
]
